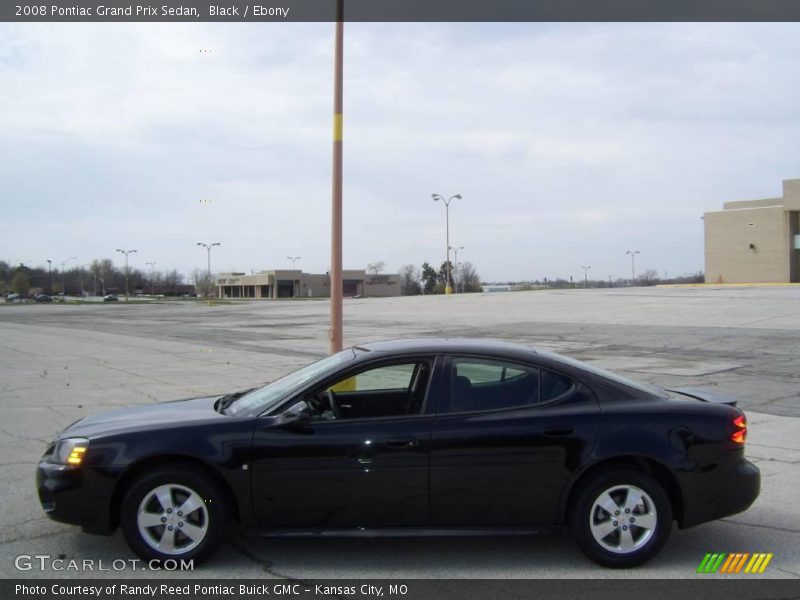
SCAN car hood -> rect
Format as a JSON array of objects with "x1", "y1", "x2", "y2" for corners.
[{"x1": 59, "y1": 396, "x2": 223, "y2": 439}]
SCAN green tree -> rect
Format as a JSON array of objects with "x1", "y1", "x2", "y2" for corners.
[
  {"x1": 11, "y1": 271, "x2": 31, "y2": 296},
  {"x1": 421, "y1": 262, "x2": 438, "y2": 294}
]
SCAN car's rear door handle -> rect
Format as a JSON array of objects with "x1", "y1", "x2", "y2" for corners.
[
  {"x1": 383, "y1": 438, "x2": 418, "y2": 448},
  {"x1": 544, "y1": 426, "x2": 574, "y2": 436}
]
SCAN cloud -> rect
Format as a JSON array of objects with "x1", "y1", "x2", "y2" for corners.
[{"x1": 1, "y1": 22, "x2": 799, "y2": 280}]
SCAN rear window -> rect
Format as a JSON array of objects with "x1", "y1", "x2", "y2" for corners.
[{"x1": 535, "y1": 348, "x2": 669, "y2": 399}]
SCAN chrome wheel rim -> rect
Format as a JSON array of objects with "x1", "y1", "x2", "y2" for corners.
[
  {"x1": 589, "y1": 484, "x2": 657, "y2": 554},
  {"x1": 137, "y1": 484, "x2": 209, "y2": 555}
]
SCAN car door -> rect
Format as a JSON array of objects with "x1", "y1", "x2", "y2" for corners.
[
  {"x1": 429, "y1": 355, "x2": 600, "y2": 526},
  {"x1": 249, "y1": 355, "x2": 441, "y2": 529}
]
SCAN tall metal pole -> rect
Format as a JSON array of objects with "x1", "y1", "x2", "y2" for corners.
[
  {"x1": 330, "y1": 0, "x2": 344, "y2": 353},
  {"x1": 626, "y1": 250, "x2": 640, "y2": 282},
  {"x1": 432, "y1": 194, "x2": 461, "y2": 295},
  {"x1": 146, "y1": 262, "x2": 156, "y2": 296},
  {"x1": 445, "y1": 204, "x2": 450, "y2": 293},
  {"x1": 581, "y1": 265, "x2": 591, "y2": 287},
  {"x1": 116, "y1": 249, "x2": 137, "y2": 301},
  {"x1": 61, "y1": 256, "x2": 76, "y2": 296},
  {"x1": 449, "y1": 245, "x2": 463, "y2": 293},
  {"x1": 46, "y1": 259, "x2": 52, "y2": 294},
  {"x1": 197, "y1": 243, "x2": 220, "y2": 298}
]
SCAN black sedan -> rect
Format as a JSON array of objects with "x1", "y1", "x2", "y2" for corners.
[{"x1": 36, "y1": 339, "x2": 759, "y2": 568}]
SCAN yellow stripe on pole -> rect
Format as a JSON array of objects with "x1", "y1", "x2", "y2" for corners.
[{"x1": 333, "y1": 113, "x2": 343, "y2": 141}]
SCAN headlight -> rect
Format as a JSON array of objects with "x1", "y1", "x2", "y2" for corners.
[{"x1": 52, "y1": 438, "x2": 90, "y2": 465}]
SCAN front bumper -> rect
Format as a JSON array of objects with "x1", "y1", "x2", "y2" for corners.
[
  {"x1": 679, "y1": 456, "x2": 760, "y2": 528},
  {"x1": 36, "y1": 461, "x2": 116, "y2": 534}
]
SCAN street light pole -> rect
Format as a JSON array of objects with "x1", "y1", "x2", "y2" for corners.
[
  {"x1": 432, "y1": 193, "x2": 461, "y2": 294},
  {"x1": 46, "y1": 259, "x2": 52, "y2": 294},
  {"x1": 581, "y1": 265, "x2": 591, "y2": 288},
  {"x1": 449, "y1": 245, "x2": 464, "y2": 293},
  {"x1": 146, "y1": 262, "x2": 157, "y2": 296},
  {"x1": 287, "y1": 256, "x2": 301, "y2": 269},
  {"x1": 625, "y1": 250, "x2": 641, "y2": 283},
  {"x1": 197, "y1": 243, "x2": 221, "y2": 298},
  {"x1": 60, "y1": 257, "x2": 76, "y2": 296},
  {"x1": 115, "y1": 249, "x2": 137, "y2": 301}
]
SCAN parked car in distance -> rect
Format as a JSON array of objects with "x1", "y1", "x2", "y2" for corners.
[
  {"x1": 5, "y1": 292, "x2": 21, "y2": 303},
  {"x1": 36, "y1": 339, "x2": 759, "y2": 568},
  {"x1": 34, "y1": 293, "x2": 53, "y2": 303},
  {"x1": 103, "y1": 294, "x2": 119, "y2": 302}
]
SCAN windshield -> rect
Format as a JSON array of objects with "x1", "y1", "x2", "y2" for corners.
[
  {"x1": 535, "y1": 348, "x2": 669, "y2": 399},
  {"x1": 226, "y1": 348, "x2": 357, "y2": 417}
]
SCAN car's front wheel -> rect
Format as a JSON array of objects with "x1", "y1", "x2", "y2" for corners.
[
  {"x1": 120, "y1": 465, "x2": 227, "y2": 565},
  {"x1": 570, "y1": 468, "x2": 672, "y2": 568}
]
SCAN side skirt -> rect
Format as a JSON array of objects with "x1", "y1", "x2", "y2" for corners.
[{"x1": 242, "y1": 526, "x2": 564, "y2": 539}]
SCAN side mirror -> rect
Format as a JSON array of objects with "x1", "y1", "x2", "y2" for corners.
[{"x1": 276, "y1": 401, "x2": 311, "y2": 430}]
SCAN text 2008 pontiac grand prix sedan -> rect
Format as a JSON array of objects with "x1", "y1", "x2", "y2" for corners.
[{"x1": 37, "y1": 339, "x2": 759, "y2": 568}]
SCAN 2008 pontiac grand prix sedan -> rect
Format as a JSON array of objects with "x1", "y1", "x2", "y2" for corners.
[{"x1": 37, "y1": 339, "x2": 760, "y2": 568}]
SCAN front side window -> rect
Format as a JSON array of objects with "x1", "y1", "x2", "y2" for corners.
[
  {"x1": 226, "y1": 349, "x2": 358, "y2": 417},
  {"x1": 308, "y1": 360, "x2": 432, "y2": 421}
]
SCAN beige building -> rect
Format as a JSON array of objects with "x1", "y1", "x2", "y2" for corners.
[
  {"x1": 216, "y1": 269, "x2": 401, "y2": 299},
  {"x1": 704, "y1": 179, "x2": 800, "y2": 283}
]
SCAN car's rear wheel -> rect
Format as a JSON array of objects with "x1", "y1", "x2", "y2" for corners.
[
  {"x1": 570, "y1": 468, "x2": 672, "y2": 568},
  {"x1": 120, "y1": 465, "x2": 227, "y2": 565}
]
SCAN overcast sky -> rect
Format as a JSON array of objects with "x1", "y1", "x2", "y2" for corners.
[{"x1": 1, "y1": 22, "x2": 799, "y2": 282}]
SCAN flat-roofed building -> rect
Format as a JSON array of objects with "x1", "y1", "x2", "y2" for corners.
[
  {"x1": 216, "y1": 269, "x2": 401, "y2": 299},
  {"x1": 704, "y1": 179, "x2": 800, "y2": 283}
]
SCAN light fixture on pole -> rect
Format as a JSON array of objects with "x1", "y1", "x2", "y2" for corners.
[
  {"x1": 449, "y1": 245, "x2": 464, "y2": 293},
  {"x1": 581, "y1": 265, "x2": 591, "y2": 288},
  {"x1": 287, "y1": 256, "x2": 301, "y2": 269},
  {"x1": 60, "y1": 257, "x2": 76, "y2": 296},
  {"x1": 145, "y1": 262, "x2": 157, "y2": 296},
  {"x1": 625, "y1": 250, "x2": 641, "y2": 282},
  {"x1": 432, "y1": 193, "x2": 461, "y2": 294},
  {"x1": 197, "y1": 243, "x2": 221, "y2": 298},
  {"x1": 116, "y1": 249, "x2": 137, "y2": 301}
]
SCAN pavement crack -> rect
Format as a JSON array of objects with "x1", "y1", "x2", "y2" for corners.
[{"x1": 719, "y1": 519, "x2": 800, "y2": 535}]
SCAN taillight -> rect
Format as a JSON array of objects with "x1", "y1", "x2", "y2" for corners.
[{"x1": 731, "y1": 414, "x2": 747, "y2": 444}]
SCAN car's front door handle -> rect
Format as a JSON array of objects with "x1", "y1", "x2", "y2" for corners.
[
  {"x1": 544, "y1": 426, "x2": 574, "y2": 436},
  {"x1": 383, "y1": 438, "x2": 418, "y2": 449}
]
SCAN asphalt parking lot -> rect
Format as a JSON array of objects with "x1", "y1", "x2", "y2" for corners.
[{"x1": 0, "y1": 286, "x2": 798, "y2": 579}]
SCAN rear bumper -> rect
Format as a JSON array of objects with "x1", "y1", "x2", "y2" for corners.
[
  {"x1": 679, "y1": 457, "x2": 760, "y2": 528},
  {"x1": 36, "y1": 461, "x2": 116, "y2": 534}
]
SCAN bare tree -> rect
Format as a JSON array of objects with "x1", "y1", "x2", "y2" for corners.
[
  {"x1": 637, "y1": 269, "x2": 660, "y2": 286},
  {"x1": 366, "y1": 260, "x2": 386, "y2": 275},
  {"x1": 191, "y1": 268, "x2": 214, "y2": 297},
  {"x1": 458, "y1": 261, "x2": 482, "y2": 293},
  {"x1": 399, "y1": 264, "x2": 421, "y2": 296},
  {"x1": 162, "y1": 269, "x2": 184, "y2": 295}
]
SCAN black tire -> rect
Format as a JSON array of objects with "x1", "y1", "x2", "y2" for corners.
[
  {"x1": 570, "y1": 468, "x2": 672, "y2": 568},
  {"x1": 120, "y1": 464, "x2": 228, "y2": 566}
]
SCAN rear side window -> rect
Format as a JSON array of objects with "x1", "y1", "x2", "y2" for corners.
[
  {"x1": 540, "y1": 369, "x2": 575, "y2": 401},
  {"x1": 443, "y1": 358, "x2": 577, "y2": 414},
  {"x1": 448, "y1": 358, "x2": 540, "y2": 413}
]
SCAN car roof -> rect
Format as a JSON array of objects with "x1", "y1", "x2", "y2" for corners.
[{"x1": 355, "y1": 338, "x2": 539, "y2": 359}]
